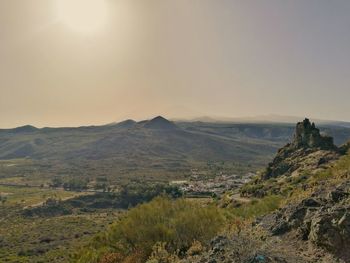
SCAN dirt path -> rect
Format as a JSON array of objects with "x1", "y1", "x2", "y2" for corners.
[{"x1": 22, "y1": 192, "x2": 92, "y2": 210}]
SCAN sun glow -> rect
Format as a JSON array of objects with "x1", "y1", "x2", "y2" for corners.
[{"x1": 56, "y1": 0, "x2": 108, "y2": 34}]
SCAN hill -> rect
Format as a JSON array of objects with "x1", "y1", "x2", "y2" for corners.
[
  {"x1": 0, "y1": 117, "x2": 350, "y2": 184},
  {"x1": 143, "y1": 116, "x2": 179, "y2": 130}
]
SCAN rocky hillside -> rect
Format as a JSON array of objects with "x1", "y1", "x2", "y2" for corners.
[
  {"x1": 262, "y1": 118, "x2": 338, "y2": 180},
  {"x1": 72, "y1": 119, "x2": 350, "y2": 263},
  {"x1": 241, "y1": 119, "x2": 346, "y2": 197},
  {"x1": 180, "y1": 120, "x2": 350, "y2": 263}
]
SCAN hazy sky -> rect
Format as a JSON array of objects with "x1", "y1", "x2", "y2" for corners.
[{"x1": 1, "y1": 0, "x2": 350, "y2": 128}]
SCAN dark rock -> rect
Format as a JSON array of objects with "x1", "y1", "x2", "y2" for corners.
[
  {"x1": 301, "y1": 198, "x2": 321, "y2": 207},
  {"x1": 298, "y1": 222, "x2": 312, "y2": 241},
  {"x1": 271, "y1": 221, "x2": 290, "y2": 236},
  {"x1": 318, "y1": 157, "x2": 327, "y2": 165},
  {"x1": 328, "y1": 189, "x2": 349, "y2": 203},
  {"x1": 339, "y1": 141, "x2": 350, "y2": 154},
  {"x1": 246, "y1": 254, "x2": 270, "y2": 263},
  {"x1": 309, "y1": 207, "x2": 350, "y2": 257},
  {"x1": 287, "y1": 206, "x2": 308, "y2": 227}
]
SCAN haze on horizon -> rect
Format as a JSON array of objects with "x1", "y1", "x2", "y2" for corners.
[{"x1": 1, "y1": 0, "x2": 350, "y2": 128}]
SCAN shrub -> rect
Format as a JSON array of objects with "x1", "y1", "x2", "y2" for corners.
[
  {"x1": 228, "y1": 195, "x2": 282, "y2": 219},
  {"x1": 146, "y1": 242, "x2": 179, "y2": 263},
  {"x1": 74, "y1": 197, "x2": 224, "y2": 263},
  {"x1": 186, "y1": 240, "x2": 204, "y2": 256},
  {"x1": 99, "y1": 253, "x2": 124, "y2": 263}
]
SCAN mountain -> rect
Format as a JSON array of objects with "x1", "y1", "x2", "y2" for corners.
[
  {"x1": 112, "y1": 119, "x2": 136, "y2": 128},
  {"x1": 142, "y1": 116, "x2": 178, "y2": 130},
  {"x1": 0, "y1": 125, "x2": 39, "y2": 133},
  {"x1": 0, "y1": 117, "x2": 350, "y2": 182}
]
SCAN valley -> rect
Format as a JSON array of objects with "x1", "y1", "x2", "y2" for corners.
[
  {"x1": 1, "y1": 116, "x2": 350, "y2": 188},
  {"x1": 2, "y1": 1, "x2": 350, "y2": 262},
  {"x1": 1, "y1": 118, "x2": 350, "y2": 262}
]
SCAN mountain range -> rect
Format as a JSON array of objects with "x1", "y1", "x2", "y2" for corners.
[
  {"x1": 1, "y1": 116, "x2": 350, "y2": 182},
  {"x1": 175, "y1": 114, "x2": 350, "y2": 128}
]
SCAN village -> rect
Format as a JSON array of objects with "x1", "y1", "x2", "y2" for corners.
[{"x1": 171, "y1": 169, "x2": 256, "y2": 197}]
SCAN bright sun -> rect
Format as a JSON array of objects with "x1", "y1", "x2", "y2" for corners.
[{"x1": 56, "y1": 0, "x2": 107, "y2": 34}]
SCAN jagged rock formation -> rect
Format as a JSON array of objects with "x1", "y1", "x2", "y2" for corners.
[
  {"x1": 262, "y1": 119, "x2": 338, "y2": 180},
  {"x1": 292, "y1": 118, "x2": 335, "y2": 150},
  {"x1": 340, "y1": 140, "x2": 350, "y2": 154}
]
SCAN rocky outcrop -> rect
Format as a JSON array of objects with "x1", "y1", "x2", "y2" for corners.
[
  {"x1": 180, "y1": 119, "x2": 350, "y2": 263},
  {"x1": 292, "y1": 119, "x2": 335, "y2": 150},
  {"x1": 339, "y1": 141, "x2": 350, "y2": 154},
  {"x1": 258, "y1": 182, "x2": 350, "y2": 262},
  {"x1": 262, "y1": 119, "x2": 338, "y2": 180}
]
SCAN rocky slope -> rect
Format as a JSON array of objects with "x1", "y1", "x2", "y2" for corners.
[
  {"x1": 258, "y1": 181, "x2": 350, "y2": 262},
  {"x1": 241, "y1": 119, "x2": 345, "y2": 198},
  {"x1": 180, "y1": 120, "x2": 350, "y2": 263},
  {"x1": 263, "y1": 118, "x2": 338, "y2": 180}
]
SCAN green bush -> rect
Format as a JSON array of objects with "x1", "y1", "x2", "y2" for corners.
[
  {"x1": 74, "y1": 197, "x2": 224, "y2": 263},
  {"x1": 229, "y1": 195, "x2": 282, "y2": 219}
]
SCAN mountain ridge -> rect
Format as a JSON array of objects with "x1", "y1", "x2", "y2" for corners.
[{"x1": 1, "y1": 117, "x2": 350, "y2": 182}]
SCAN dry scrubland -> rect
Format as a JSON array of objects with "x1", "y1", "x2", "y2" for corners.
[{"x1": 1, "y1": 120, "x2": 350, "y2": 262}]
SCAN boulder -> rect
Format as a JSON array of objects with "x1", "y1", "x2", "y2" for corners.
[{"x1": 309, "y1": 207, "x2": 350, "y2": 257}]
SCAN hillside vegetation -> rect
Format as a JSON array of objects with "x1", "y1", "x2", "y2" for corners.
[
  {"x1": 74, "y1": 197, "x2": 224, "y2": 263},
  {"x1": 73, "y1": 119, "x2": 350, "y2": 263}
]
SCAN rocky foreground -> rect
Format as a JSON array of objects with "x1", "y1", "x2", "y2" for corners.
[{"x1": 179, "y1": 119, "x2": 350, "y2": 263}]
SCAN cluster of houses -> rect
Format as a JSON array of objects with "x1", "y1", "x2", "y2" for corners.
[{"x1": 171, "y1": 170, "x2": 256, "y2": 197}]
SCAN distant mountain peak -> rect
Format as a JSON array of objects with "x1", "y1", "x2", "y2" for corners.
[
  {"x1": 114, "y1": 119, "x2": 136, "y2": 128},
  {"x1": 11, "y1": 125, "x2": 38, "y2": 133},
  {"x1": 143, "y1": 116, "x2": 178, "y2": 130},
  {"x1": 152, "y1": 116, "x2": 169, "y2": 122}
]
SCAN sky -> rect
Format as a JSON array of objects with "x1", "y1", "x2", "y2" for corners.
[{"x1": 0, "y1": 0, "x2": 350, "y2": 128}]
